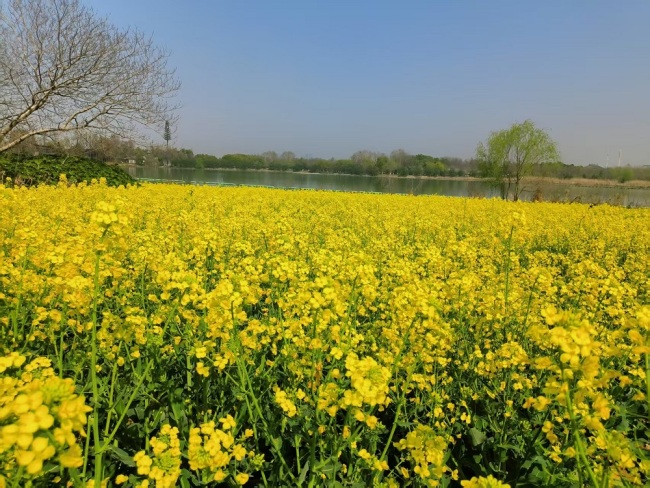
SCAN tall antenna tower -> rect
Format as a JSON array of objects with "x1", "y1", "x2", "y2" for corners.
[{"x1": 618, "y1": 149, "x2": 622, "y2": 167}]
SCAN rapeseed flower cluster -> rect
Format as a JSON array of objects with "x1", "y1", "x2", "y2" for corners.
[
  {"x1": 343, "y1": 353, "x2": 391, "y2": 408},
  {"x1": 186, "y1": 417, "x2": 255, "y2": 485},
  {"x1": 461, "y1": 475, "x2": 511, "y2": 488},
  {"x1": 1, "y1": 181, "x2": 649, "y2": 486},
  {"x1": 132, "y1": 424, "x2": 182, "y2": 488},
  {"x1": 395, "y1": 424, "x2": 449, "y2": 485},
  {"x1": 0, "y1": 353, "x2": 90, "y2": 485}
]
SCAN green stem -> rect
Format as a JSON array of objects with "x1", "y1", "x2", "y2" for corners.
[
  {"x1": 97, "y1": 359, "x2": 153, "y2": 452},
  {"x1": 81, "y1": 420, "x2": 92, "y2": 478},
  {"x1": 295, "y1": 435, "x2": 302, "y2": 475},
  {"x1": 104, "y1": 361, "x2": 119, "y2": 436},
  {"x1": 513, "y1": 408, "x2": 551, "y2": 485},
  {"x1": 645, "y1": 353, "x2": 650, "y2": 415},
  {"x1": 11, "y1": 467, "x2": 25, "y2": 488},
  {"x1": 308, "y1": 432, "x2": 317, "y2": 487},
  {"x1": 90, "y1": 252, "x2": 102, "y2": 483},
  {"x1": 504, "y1": 226, "x2": 513, "y2": 316},
  {"x1": 380, "y1": 397, "x2": 404, "y2": 463},
  {"x1": 564, "y1": 374, "x2": 599, "y2": 487},
  {"x1": 230, "y1": 357, "x2": 296, "y2": 481}
]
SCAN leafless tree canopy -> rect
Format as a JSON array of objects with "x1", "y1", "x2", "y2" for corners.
[{"x1": 0, "y1": 0, "x2": 180, "y2": 153}]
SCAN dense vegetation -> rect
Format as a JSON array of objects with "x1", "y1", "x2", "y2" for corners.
[
  {"x1": 185, "y1": 151, "x2": 466, "y2": 177},
  {"x1": 158, "y1": 149, "x2": 650, "y2": 182},
  {"x1": 0, "y1": 154, "x2": 135, "y2": 187},
  {"x1": 1, "y1": 183, "x2": 649, "y2": 487},
  {"x1": 6, "y1": 135, "x2": 650, "y2": 182}
]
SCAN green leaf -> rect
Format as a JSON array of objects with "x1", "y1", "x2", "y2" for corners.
[
  {"x1": 298, "y1": 461, "x2": 310, "y2": 485},
  {"x1": 135, "y1": 405, "x2": 145, "y2": 420},
  {"x1": 497, "y1": 443, "x2": 520, "y2": 451},
  {"x1": 179, "y1": 469, "x2": 196, "y2": 488},
  {"x1": 469, "y1": 427, "x2": 487, "y2": 447},
  {"x1": 108, "y1": 445, "x2": 136, "y2": 467},
  {"x1": 170, "y1": 388, "x2": 186, "y2": 423}
]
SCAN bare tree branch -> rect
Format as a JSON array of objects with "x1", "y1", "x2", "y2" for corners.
[{"x1": 0, "y1": 0, "x2": 180, "y2": 153}]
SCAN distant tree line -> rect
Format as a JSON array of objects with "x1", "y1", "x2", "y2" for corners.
[
  {"x1": 106, "y1": 143, "x2": 650, "y2": 182},
  {"x1": 6, "y1": 133, "x2": 650, "y2": 182},
  {"x1": 176, "y1": 149, "x2": 471, "y2": 178},
  {"x1": 526, "y1": 161, "x2": 648, "y2": 183},
  {"x1": 474, "y1": 120, "x2": 650, "y2": 201}
]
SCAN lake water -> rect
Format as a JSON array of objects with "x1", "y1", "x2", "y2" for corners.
[{"x1": 124, "y1": 166, "x2": 650, "y2": 207}]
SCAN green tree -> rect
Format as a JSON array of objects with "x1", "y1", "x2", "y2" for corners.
[
  {"x1": 476, "y1": 120, "x2": 560, "y2": 200},
  {"x1": 375, "y1": 155, "x2": 389, "y2": 174}
]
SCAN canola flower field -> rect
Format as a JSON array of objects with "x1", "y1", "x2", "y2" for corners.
[{"x1": 1, "y1": 180, "x2": 649, "y2": 488}]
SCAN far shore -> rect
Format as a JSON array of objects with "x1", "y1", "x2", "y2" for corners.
[
  {"x1": 520, "y1": 176, "x2": 650, "y2": 189},
  {"x1": 119, "y1": 164, "x2": 650, "y2": 189}
]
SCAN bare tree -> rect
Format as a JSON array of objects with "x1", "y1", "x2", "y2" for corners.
[
  {"x1": 351, "y1": 150, "x2": 380, "y2": 164},
  {"x1": 0, "y1": 0, "x2": 180, "y2": 154},
  {"x1": 389, "y1": 149, "x2": 411, "y2": 166},
  {"x1": 280, "y1": 151, "x2": 296, "y2": 161},
  {"x1": 261, "y1": 151, "x2": 278, "y2": 162}
]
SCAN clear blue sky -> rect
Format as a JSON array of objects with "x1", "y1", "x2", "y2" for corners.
[{"x1": 90, "y1": 1, "x2": 649, "y2": 166}]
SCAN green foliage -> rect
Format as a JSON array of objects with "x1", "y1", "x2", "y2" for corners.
[
  {"x1": 171, "y1": 151, "x2": 470, "y2": 178},
  {"x1": 477, "y1": 120, "x2": 560, "y2": 200},
  {"x1": 220, "y1": 153, "x2": 265, "y2": 169},
  {"x1": 611, "y1": 167, "x2": 634, "y2": 183},
  {"x1": 0, "y1": 154, "x2": 135, "y2": 187},
  {"x1": 528, "y1": 162, "x2": 650, "y2": 182}
]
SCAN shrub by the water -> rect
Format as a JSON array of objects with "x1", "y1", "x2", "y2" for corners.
[{"x1": 0, "y1": 154, "x2": 135, "y2": 187}]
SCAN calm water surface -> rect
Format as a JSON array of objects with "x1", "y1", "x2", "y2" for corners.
[{"x1": 125, "y1": 166, "x2": 650, "y2": 207}]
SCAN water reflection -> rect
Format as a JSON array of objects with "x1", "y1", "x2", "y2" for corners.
[{"x1": 123, "y1": 166, "x2": 650, "y2": 207}]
